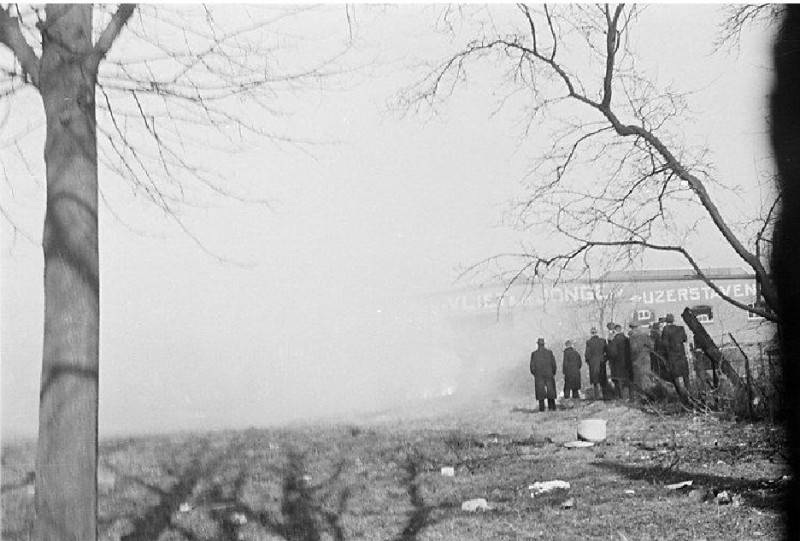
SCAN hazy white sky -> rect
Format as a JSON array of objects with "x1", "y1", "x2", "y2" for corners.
[{"x1": 1, "y1": 4, "x2": 775, "y2": 437}]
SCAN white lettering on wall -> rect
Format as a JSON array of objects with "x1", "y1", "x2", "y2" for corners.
[{"x1": 440, "y1": 280, "x2": 757, "y2": 312}]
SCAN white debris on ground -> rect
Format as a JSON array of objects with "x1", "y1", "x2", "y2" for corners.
[
  {"x1": 440, "y1": 466, "x2": 455, "y2": 477},
  {"x1": 563, "y1": 440, "x2": 594, "y2": 448},
  {"x1": 461, "y1": 498, "x2": 492, "y2": 512},
  {"x1": 230, "y1": 512, "x2": 247, "y2": 525},
  {"x1": 665, "y1": 480, "x2": 693, "y2": 490},
  {"x1": 179, "y1": 502, "x2": 193, "y2": 513},
  {"x1": 529, "y1": 480, "x2": 570, "y2": 496}
]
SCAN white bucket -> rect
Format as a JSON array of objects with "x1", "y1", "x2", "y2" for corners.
[{"x1": 577, "y1": 419, "x2": 607, "y2": 442}]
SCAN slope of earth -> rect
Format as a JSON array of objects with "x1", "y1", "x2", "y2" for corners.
[{"x1": 1, "y1": 395, "x2": 788, "y2": 541}]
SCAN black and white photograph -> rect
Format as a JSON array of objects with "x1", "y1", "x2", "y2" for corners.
[{"x1": 1, "y1": 3, "x2": 796, "y2": 540}]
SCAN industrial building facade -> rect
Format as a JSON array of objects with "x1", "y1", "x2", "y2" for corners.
[{"x1": 425, "y1": 267, "x2": 774, "y2": 369}]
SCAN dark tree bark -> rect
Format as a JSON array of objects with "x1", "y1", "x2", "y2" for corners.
[{"x1": 771, "y1": 3, "x2": 800, "y2": 529}]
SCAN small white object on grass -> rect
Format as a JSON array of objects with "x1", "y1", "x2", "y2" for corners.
[
  {"x1": 529, "y1": 480, "x2": 570, "y2": 495},
  {"x1": 461, "y1": 498, "x2": 491, "y2": 512},
  {"x1": 564, "y1": 440, "x2": 594, "y2": 448},
  {"x1": 577, "y1": 419, "x2": 607, "y2": 442},
  {"x1": 440, "y1": 466, "x2": 455, "y2": 477},
  {"x1": 715, "y1": 490, "x2": 732, "y2": 505},
  {"x1": 665, "y1": 480, "x2": 693, "y2": 490},
  {"x1": 179, "y1": 503, "x2": 193, "y2": 513}
]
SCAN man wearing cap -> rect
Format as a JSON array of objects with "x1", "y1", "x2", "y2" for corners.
[
  {"x1": 585, "y1": 327, "x2": 607, "y2": 400},
  {"x1": 562, "y1": 340, "x2": 583, "y2": 399},
  {"x1": 661, "y1": 313, "x2": 690, "y2": 400},
  {"x1": 530, "y1": 338, "x2": 557, "y2": 411}
]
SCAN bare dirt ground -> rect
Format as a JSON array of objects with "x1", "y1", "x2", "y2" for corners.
[{"x1": 1, "y1": 395, "x2": 789, "y2": 541}]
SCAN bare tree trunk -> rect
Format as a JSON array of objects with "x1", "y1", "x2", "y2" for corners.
[
  {"x1": 771, "y1": 5, "x2": 800, "y2": 536},
  {"x1": 34, "y1": 5, "x2": 99, "y2": 541}
]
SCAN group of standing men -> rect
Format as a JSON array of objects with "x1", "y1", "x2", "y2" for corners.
[{"x1": 529, "y1": 313, "x2": 691, "y2": 412}]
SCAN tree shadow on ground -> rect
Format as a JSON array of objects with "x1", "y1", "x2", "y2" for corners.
[
  {"x1": 390, "y1": 448, "x2": 458, "y2": 541},
  {"x1": 594, "y1": 460, "x2": 787, "y2": 511},
  {"x1": 106, "y1": 441, "x2": 456, "y2": 541},
  {"x1": 239, "y1": 448, "x2": 350, "y2": 541},
  {"x1": 120, "y1": 442, "x2": 218, "y2": 541}
]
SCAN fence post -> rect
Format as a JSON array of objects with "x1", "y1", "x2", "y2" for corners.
[{"x1": 729, "y1": 333, "x2": 755, "y2": 418}]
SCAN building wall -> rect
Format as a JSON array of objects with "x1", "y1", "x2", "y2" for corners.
[{"x1": 424, "y1": 272, "x2": 775, "y2": 365}]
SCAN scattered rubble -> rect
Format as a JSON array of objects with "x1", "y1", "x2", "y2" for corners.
[
  {"x1": 230, "y1": 512, "x2": 247, "y2": 525},
  {"x1": 529, "y1": 480, "x2": 570, "y2": 496},
  {"x1": 709, "y1": 490, "x2": 743, "y2": 506},
  {"x1": 665, "y1": 480, "x2": 693, "y2": 490},
  {"x1": 564, "y1": 440, "x2": 594, "y2": 449},
  {"x1": 461, "y1": 498, "x2": 492, "y2": 512}
]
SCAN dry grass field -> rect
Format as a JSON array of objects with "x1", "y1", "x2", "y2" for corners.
[{"x1": 1, "y1": 395, "x2": 788, "y2": 540}]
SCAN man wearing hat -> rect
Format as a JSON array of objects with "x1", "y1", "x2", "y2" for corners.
[
  {"x1": 530, "y1": 338, "x2": 557, "y2": 412},
  {"x1": 661, "y1": 313, "x2": 690, "y2": 400},
  {"x1": 562, "y1": 340, "x2": 583, "y2": 399},
  {"x1": 585, "y1": 327, "x2": 608, "y2": 399}
]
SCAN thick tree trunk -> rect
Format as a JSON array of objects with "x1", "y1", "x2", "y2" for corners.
[
  {"x1": 771, "y1": 5, "x2": 800, "y2": 535},
  {"x1": 34, "y1": 5, "x2": 99, "y2": 541}
]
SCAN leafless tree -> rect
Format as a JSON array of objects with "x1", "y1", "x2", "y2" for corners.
[
  {"x1": 716, "y1": 3, "x2": 783, "y2": 51},
  {"x1": 0, "y1": 4, "x2": 349, "y2": 541},
  {"x1": 400, "y1": 4, "x2": 777, "y2": 322}
]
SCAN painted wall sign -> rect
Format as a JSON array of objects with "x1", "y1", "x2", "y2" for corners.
[
  {"x1": 437, "y1": 280, "x2": 757, "y2": 313},
  {"x1": 628, "y1": 283, "x2": 756, "y2": 305}
]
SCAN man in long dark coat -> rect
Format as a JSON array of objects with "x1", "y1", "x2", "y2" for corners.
[
  {"x1": 607, "y1": 324, "x2": 632, "y2": 399},
  {"x1": 628, "y1": 323, "x2": 654, "y2": 401},
  {"x1": 562, "y1": 340, "x2": 583, "y2": 398},
  {"x1": 585, "y1": 327, "x2": 607, "y2": 400},
  {"x1": 530, "y1": 338, "x2": 557, "y2": 412},
  {"x1": 661, "y1": 313, "x2": 690, "y2": 400},
  {"x1": 649, "y1": 321, "x2": 668, "y2": 378}
]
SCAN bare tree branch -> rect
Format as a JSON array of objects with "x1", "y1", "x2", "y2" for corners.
[
  {"x1": 90, "y1": 3, "x2": 136, "y2": 70},
  {"x1": 402, "y1": 3, "x2": 777, "y2": 319},
  {"x1": 0, "y1": 5, "x2": 40, "y2": 87}
]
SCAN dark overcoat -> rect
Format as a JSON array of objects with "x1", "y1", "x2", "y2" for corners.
[
  {"x1": 628, "y1": 328, "x2": 653, "y2": 387},
  {"x1": 584, "y1": 336, "x2": 607, "y2": 385},
  {"x1": 661, "y1": 324, "x2": 690, "y2": 379},
  {"x1": 562, "y1": 347, "x2": 583, "y2": 391},
  {"x1": 608, "y1": 333, "x2": 632, "y2": 381},
  {"x1": 650, "y1": 328, "x2": 669, "y2": 378},
  {"x1": 530, "y1": 347, "x2": 557, "y2": 400}
]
